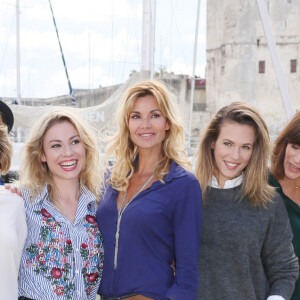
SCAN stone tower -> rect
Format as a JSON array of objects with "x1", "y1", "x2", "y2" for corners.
[{"x1": 206, "y1": 0, "x2": 300, "y2": 136}]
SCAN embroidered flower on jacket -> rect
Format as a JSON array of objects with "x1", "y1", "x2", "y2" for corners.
[{"x1": 25, "y1": 204, "x2": 104, "y2": 299}]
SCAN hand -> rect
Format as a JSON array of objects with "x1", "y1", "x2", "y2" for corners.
[{"x1": 4, "y1": 184, "x2": 23, "y2": 198}]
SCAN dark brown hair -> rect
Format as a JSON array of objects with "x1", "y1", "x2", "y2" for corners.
[{"x1": 271, "y1": 111, "x2": 300, "y2": 180}]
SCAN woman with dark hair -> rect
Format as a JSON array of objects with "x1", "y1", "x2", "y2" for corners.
[
  {"x1": 0, "y1": 100, "x2": 27, "y2": 299},
  {"x1": 195, "y1": 102, "x2": 298, "y2": 300},
  {"x1": 270, "y1": 111, "x2": 300, "y2": 300}
]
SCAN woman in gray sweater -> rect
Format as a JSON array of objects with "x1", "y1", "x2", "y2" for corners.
[{"x1": 195, "y1": 102, "x2": 299, "y2": 300}]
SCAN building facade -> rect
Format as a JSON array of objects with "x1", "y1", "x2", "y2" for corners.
[{"x1": 206, "y1": 0, "x2": 300, "y2": 137}]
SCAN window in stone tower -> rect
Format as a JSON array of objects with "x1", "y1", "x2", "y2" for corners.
[
  {"x1": 259, "y1": 61, "x2": 265, "y2": 74},
  {"x1": 291, "y1": 59, "x2": 297, "y2": 73}
]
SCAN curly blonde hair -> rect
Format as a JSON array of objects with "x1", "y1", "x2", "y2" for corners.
[
  {"x1": 107, "y1": 79, "x2": 191, "y2": 192},
  {"x1": 195, "y1": 102, "x2": 274, "y2": 207},
  {"x1": 0, "y1": 116, "x2": 13, "y2": 174},
  {"x1": 19, "y1": 109, "x2": 104, "y2": 204}
]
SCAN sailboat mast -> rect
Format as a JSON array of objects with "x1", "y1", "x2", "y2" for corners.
[
  {"x1": 16, "y1": 0, "x2": 21, "y2": 104},
  {"x1": 141, "y1": 0, "x2": 156, "y2": 78},
  {"x1": 188, "y1": 0, "x2": 201, "y2": 148},
  {"x1": 256, "y1": 0, "x2": 294, "y2": 120}
]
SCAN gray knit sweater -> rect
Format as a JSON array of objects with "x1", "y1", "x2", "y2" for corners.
[{"x1": 197, "y1": 185, "x2": 299, "y2": 300}]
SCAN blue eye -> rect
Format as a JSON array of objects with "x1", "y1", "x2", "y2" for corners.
[
  {"x1": 152, "y1": 113, "x2": 161, "y2": 118},
  {"x1": 224, "y1": 142, "x2": 231, "y2": 146},
  {"x1": 242, "y1": 145, "x2": 251, "y2": 150},
  {"x1": 72, "y1": 139, "x2": 80, "y2": 145},
  {"x1": 51, "y1": 144, "x2": 61, "y2": 148},
  {"x1": 131, "y1": 114, "x2": 140, "y2": 119}
]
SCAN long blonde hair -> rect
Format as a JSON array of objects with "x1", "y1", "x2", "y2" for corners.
[
  {"x1": 0, "y1": 116, "x2": 13, "y2": 174},
  {"x1": 19, "y1": 109, "x2": 104, "y2": 204},
  {"x1": 195, "y1": 102, "x2": 274, "y2": 206},
  {"x1": 107, "y1": 79, "x2": 191, "y2": 192}
]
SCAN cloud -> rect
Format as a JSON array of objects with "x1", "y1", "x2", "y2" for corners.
[
  {"x1": 0, "y1": 0, "x2": 207, "y2": 98},
  {"x1": 169, "y1": 58, "x2": 206, "y2": 78}
]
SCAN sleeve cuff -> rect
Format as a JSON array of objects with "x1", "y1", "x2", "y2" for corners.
[{"x1": 267, "y1": 296, "x2": 286, "y2": 300}]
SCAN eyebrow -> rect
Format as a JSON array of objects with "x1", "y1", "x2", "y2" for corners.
[
  {"x1": 48, "y1": 135, "x2": 80, "y2": 144},
  {"x1": 223, "y1": 138, "x2": 253, "y2": 146},
  {"x1": 130, "y1": 109, "x2": 161, "y2": 114}
]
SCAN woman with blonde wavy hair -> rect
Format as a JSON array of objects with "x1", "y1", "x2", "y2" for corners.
[
  {"x1": 0, "y1": 100, "x2": 27, "y2": 300},
  {"x1": 195, "y1": 102, "x2": 298, "y2": 300},
  {"x1": 17, "y1": 109, "x2": 104, "y2": 300},
  {"x1": 96, "y1": 80, "x2": 202, "y2": 300}
]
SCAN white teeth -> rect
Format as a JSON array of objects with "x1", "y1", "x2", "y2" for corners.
[
  {"x1": 225, "y1": 161, "x2": 237, "y2": 167},
  {"x1": 60, "y1": 161, "x2": 76, "y2": 167},
  {"x1": 290, "y1": 163, "x2": 300, "y2": 170},
  {"x1": 140, "y1": 133, "x2": 152, "y2": 137}
]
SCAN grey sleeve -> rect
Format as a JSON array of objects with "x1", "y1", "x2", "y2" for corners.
[{"x1": 261, "y1": 193, "x2": 299, "y2": 299}]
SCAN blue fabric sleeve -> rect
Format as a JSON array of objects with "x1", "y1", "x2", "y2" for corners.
[{"x1": 165, "y1": 178, "x2": 202, "y2": 300}]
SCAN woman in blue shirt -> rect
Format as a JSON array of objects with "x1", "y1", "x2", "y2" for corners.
[
  {"x1": 96, "y1": 80, "x2": 202, "y2": 300},
  {"x1": 17, "y1": 109, "x2": 104, "y2": 300}
]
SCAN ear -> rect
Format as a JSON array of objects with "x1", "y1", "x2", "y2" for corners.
[
  {"x1": 165, "y1": 120, "x2": 170, "y2": 131},
  {"x1": 211, "y1": 141, "x2": 215, "y2": 149},
  {"x1": 41, "y1": 153, "x2": 47, "y2": 162}
]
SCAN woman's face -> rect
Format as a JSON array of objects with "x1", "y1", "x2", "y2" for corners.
[
  {"x1": 41, "y1": 121, "x2": 86, "y2": 184},
  {"x1": 283, "y1": 143, "x2": 300, "y2": 180},
  {"x1": 128, "y1": 95, "x2": 170, "y2": 154},
  {"x1": 211, "y1": 121, "x2": 255, "y2": 188}
]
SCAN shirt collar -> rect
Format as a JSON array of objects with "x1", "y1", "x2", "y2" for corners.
[
  {"x1": 211, "y1": 173, "x2": 243, "y2": 189},
  {"x1": 31, "y1": 183, "x2": 97, "y2": 206}
]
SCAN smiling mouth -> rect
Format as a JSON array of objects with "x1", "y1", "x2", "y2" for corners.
[
  {"x1": 289, "y1": 162, "x2": 300, "y2": 172},
  {"x1": 139, "y1": 133, "x2": 154, "y2": 137},
  {"x1": 60, "y1": 160, "x2": 77, "y2": 170},
  {"x1": 224, "y1": 161, "x2": 239, "y2": 168}
]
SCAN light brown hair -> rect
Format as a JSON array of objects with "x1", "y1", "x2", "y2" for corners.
[
  {"x1": 195, "y1": 102, "x2": 274, "y2": 206},
  {"x1": 0, "y1": 116, "x2": 13, "y2": 174}
]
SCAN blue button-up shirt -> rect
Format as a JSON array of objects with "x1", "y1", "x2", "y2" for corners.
[
  {"x1": 96, "y1": 161, "x2": 202, "y2": 300},
  {"x1": 19, "y1": 184, "x2": 104, "y2": 300}
]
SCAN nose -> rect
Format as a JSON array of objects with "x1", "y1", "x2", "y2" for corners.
[
  {"x1": 63, "y1": 144, "x2": 74, "y2": 156},
  {"x1": 140, "y1": 117, "x2": 151, "y2": 128},
  {"x1": 295, "y1": 152, "x2": 300, "y2": 164},
  {"x1": 231, "y1": 147, "x2": 240, "y2": 160}
]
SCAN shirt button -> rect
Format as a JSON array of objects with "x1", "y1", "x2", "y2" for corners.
[
  {"x1": 77, "y1": 291, "x2": 80, "y2": 295},
  {"x1": 76, "y1": 248, "x2": 79, "y2": 251},
  {"x1": 75, "y1": 270, "x2": 79, "y2": 274}
]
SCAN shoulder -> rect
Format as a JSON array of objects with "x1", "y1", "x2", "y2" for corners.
[
  {"x1": 166, "y1": 161, "x2": 199, "y2": 183},
  {"x1": 270, "y1": 191, "x2": 286, "y2": 209},
  {"x1": 0, "y1": 186, "x2": 24, "y2": 207},
  {"x1": 268, "y1": 171, "x2": 281, "y2": 188},
  {"x1": 261, "y1": 192, "x2": 289, "y2": 221},
  {"x1": 0, "y1": 187, "x2": 25, "y2": 223}
]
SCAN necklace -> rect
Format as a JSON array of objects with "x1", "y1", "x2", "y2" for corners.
[{"x1": 114, "y1": 174, "x2": 154, "y2": 270}]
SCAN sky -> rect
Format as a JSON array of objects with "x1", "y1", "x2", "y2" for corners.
[{"x1": 0, "y1": 0, "x2": 206, "y2": 99}]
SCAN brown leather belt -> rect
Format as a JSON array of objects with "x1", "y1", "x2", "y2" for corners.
[{"x1": 101, "y1": 295, "x2": 153, "y2": 300}]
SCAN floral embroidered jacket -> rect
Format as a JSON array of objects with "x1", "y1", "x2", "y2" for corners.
[{"x1": 18, "y1": 184, "x2": 104, "y2": 300}]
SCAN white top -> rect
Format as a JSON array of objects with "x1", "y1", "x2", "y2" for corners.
[
  {"x1": 0, "y1": 186, "x2": 27, "y2": 300},
  {"x1": 211, "y1": 173, "x2": 243, "y2": 189}
]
